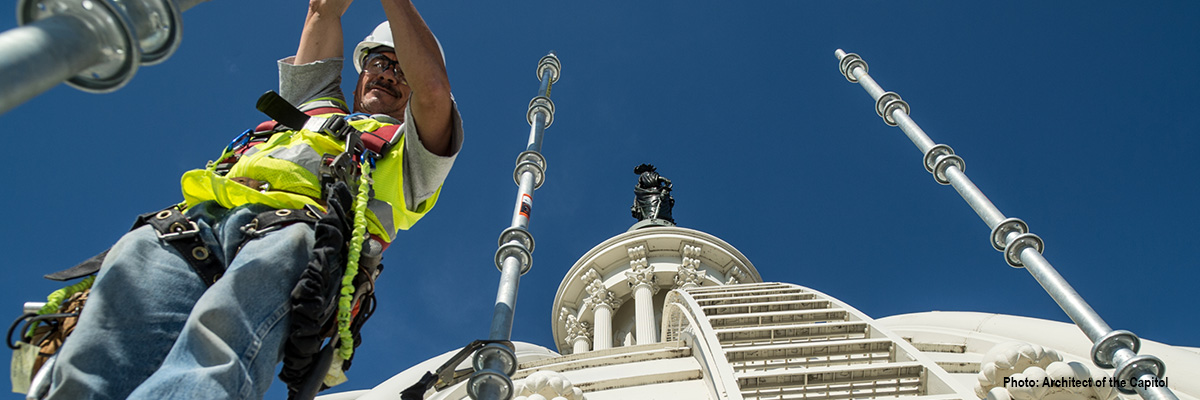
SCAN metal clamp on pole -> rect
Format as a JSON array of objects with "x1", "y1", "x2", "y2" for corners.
[
  {"x1": 468, "y1": 52, "x2": 561, "y2": 400},
  {"x1": 0, "y1": 0, "x2": 207, "y2": 114},
  {"x1": 834, "y1": 48, "x2": 1178, "y2": 400}
]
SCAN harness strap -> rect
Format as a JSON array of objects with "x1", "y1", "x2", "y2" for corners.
[
  {"x1": 241, "y1": 207, "x2": 323, "y2": 238},
  {"x1": 133, "y1": 206, "x2": 225, "y2": 286},
  {"x1": 361, "y1": 125, "x2": 401, "y2": 156}
]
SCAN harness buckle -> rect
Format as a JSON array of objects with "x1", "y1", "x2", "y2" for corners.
[{"x1": 155, "y1": 220, "x2": 200, "y2": 241}]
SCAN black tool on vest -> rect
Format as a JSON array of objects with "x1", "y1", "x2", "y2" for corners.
[{"x1": 256, "y1": 91, "x2": 312, "y2": 131}]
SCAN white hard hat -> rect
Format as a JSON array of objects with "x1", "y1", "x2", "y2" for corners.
[{"x1": 352, "y1": 21, "x2": 446, "y2": 74}]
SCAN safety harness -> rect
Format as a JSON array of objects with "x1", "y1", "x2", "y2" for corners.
[{"x1": 12, "y1": 91, "x2": 399, "y2": 400}]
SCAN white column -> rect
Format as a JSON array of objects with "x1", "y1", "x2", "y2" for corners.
[
  {"x1": 571, "y1": 335, "x2": 590, "y2": 354},
  {"x1": 582, "y1": 267, "x2": 620, "y2": 350},
  {"x1": 625, "y1": 245, "x2": 657, "y2": 345},
  {"x1": 593, "y1": 302, "x2": 613, "y2": 350},
  {"x1": 633, "y1": 282, "x2": 656, "y2": 344}
]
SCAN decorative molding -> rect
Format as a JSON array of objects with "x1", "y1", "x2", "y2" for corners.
[
  {"x1": 625, "y1": 244, "x2": 657, "y2": 294},
  {"x1": 676, "y1": 242, "x2": 700, "y2": 287},
  {"x1": 675, "y1": 244, "x2": 706, "y2": 288},
  {"x1": 626, "y1": 267, "x2": 657, "y2": 294},
  {"x1": 514, "y1": 370, "x2": 585, "y2": 400},
  {"x1": 580, "y1": 268, "x2": 621, "y2": 312},
  {"x1": 558, "y1": 306, "x2": 576, "y2": 325},
  {"x1": 567, "y1": 320, "x2": 593, "y2": 344},
  {"x1": 726, "y1": 265, "x2": 745, "y2": 285},
  {"x1": 681, "y1": 243, "x2": 702, "y2": 268},
  {"x1": 558, "y1": 307, "x2": 578, "y2": 347},
  {"x1": 976, "y1": 342, "x2": 1118, "y2": 400},
  {"x1": 560, "y1": 312, "x2": 577, "y2": 333},
  {"x1": 581, "y1": 268, "x2": 602, "y2": 284},
  {"x1": 627, "y1": 245, "x2": 648, "y2": 270}
]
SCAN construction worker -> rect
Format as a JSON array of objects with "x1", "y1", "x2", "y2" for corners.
[{"x1": 44, "y1": 0, "x2": 462, "y2": 398}]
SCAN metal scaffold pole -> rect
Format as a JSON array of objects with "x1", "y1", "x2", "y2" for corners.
[
  {"x1": 467, "y1": 52, "x2": 560, "y2": 400},
  {"x1": 0, "y1": 0, "x2": 209, "y2": 115},
  {"x1": 833, "y1": 49, "x2": 1177, "y2": 400}
]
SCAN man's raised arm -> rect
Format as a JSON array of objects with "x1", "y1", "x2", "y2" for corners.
[
  {"x1": 381, "y1": 0, "x2": 454, "y2": 157},
  {"x1": 296, "y1": 0, "x2": 354, "y2": 65}
]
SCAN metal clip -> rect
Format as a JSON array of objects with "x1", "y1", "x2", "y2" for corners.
[{"x1": 156, "y1": 220, "x2": 199, "y2": 241}]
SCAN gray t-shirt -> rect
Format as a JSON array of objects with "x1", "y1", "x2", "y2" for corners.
[{"x1": 278, "y1": 56, "x2": 463, "y2": 212}]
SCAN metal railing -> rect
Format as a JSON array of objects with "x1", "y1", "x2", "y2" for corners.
[
  {"x1": 467, "y1": 52, "x2": 560, "y2": 400},
  {"x1": 834, "y1": 49, "x2": 1177, "y2": 400}
]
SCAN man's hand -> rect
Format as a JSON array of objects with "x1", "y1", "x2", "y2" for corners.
[{"x1": 310, "y1": 0, "x2": 353, "y2": 16}]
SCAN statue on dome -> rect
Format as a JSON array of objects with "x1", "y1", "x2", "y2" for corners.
[{"x1": 631, "y1": 163, "x2": 674, "y2": 223}]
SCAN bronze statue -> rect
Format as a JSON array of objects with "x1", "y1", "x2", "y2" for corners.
[{"x1": 631, "y1": 164, "x2": 674, "y2": 223}]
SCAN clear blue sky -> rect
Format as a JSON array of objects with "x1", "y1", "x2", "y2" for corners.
[{"x1": 2, "y1": 1, "x2": 1197, "y2": 398}]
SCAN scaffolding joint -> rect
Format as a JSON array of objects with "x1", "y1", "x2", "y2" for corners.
[
  {"x1": 875, "y1": 91, "x2": 909, "y2": 126},
  {"x1": 1003, "y1": 232, "x2": 1044, "y2": 268},
  {"x1": 18, "y1": 0, "x2": 140, "y2": 92},
  {"x1": 1115, "y1": 355, "x2": 1167, "y2": 395},
  {"x1": 467, "y1": 343, "x2": 518, "y2": 399},
  {"x1": 526, "y1": 96, "x2": 555, "y2": 128},
  {"x1": 1092, "y1": 330, "x2": 1140, "y2": 368},
  {"x1": 495, "y1": 242, "x2": 532, "y2": 275},
  {"x1": 537, "y1": 53, "x2": 561, "y2": 84},
  {"x1": 931, "y1": 153, "x2": 965, "y2": 185},
  {"x1": 837, "y1": 51, "x2": 867, "y2": 83},
  {"x1": 922, "y1": 144, "x2": 955, "y2": 173},
  {"x1": 513, "y1": 151, "x2": 547, "y2": 189},
  {"x1": 990, "y1": 218, "x2": 1029, "y2": 252},
  {"x1": 498, "y1": 227, "x2": 535, "y2": 254}
]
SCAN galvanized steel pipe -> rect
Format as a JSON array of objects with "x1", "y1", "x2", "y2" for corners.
[
  {"x1": 469, "y1": 52, "x2": 560, "y2": 400},
  {"x1": 0, "y1": 0, "x2": 204, "y2": 115},
  {"x1": 0, "y1": 16, "x2": 105, "y2": 114},
  {"x1": 834, "y1": 49, "x2": 1177, "y2": 400}
]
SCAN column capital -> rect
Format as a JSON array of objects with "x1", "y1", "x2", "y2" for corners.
[
  {"x1": 626, "y1": 267, "x2": 658, "y2": 294},
  {"x1": 567, "y1": 320, "x2": 593, "y2": 344},
  {"x1": 584, "y1": 283, "x2": 621, "y2": 313}
]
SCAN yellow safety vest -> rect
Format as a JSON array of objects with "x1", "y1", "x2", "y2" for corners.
[{"x1": 179, "y1": 114, "x2": 438, "y2": 243}]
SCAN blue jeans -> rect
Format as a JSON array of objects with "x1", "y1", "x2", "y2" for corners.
[{"x1": 47, "y1": 202, "x2": 315, "y2": 400}]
